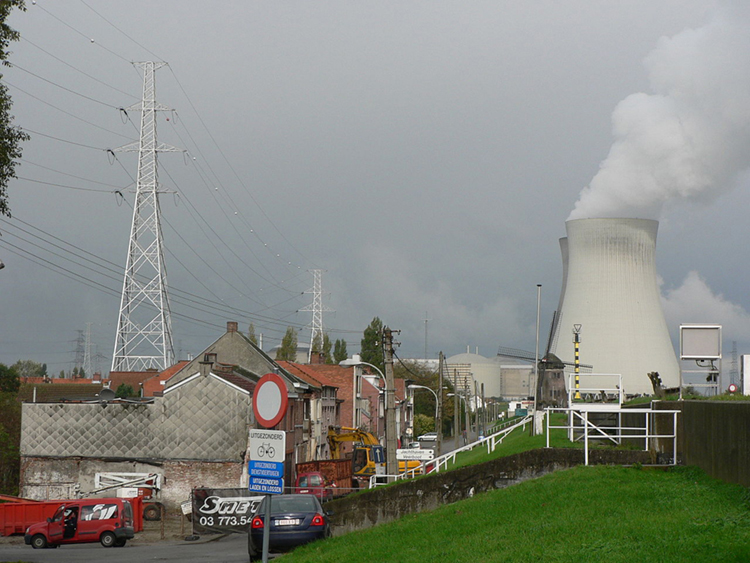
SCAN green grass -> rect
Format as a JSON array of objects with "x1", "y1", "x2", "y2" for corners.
[{"x1": 286, "y1": 465, "x2": 750, "y2": 563}]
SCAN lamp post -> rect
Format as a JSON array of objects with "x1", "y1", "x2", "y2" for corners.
[{"x1": 408, "y1": 384, "x2": 440, "y2": 453}]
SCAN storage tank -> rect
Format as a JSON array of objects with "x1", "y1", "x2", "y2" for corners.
[{"x1": 550, "y1": 218, "x2": 679, "y2": 395}]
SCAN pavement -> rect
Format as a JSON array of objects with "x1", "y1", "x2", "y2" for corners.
[{"x1": 0, "y1": 513, "x2": 236, "y2": 547}]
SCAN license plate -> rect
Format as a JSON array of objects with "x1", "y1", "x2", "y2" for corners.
[{"x1": 276, "y1": 519, "x2": 299, "y2": 526}]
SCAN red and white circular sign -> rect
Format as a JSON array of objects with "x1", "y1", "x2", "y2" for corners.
[
  {"x1": 728, "y1": 383, "x2": 738, "y2": 394},
  {"x1": 253, "y1": 372, "x2": 288, "y2": 428}
]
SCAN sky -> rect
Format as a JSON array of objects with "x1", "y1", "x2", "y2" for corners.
[{"x1": 2, "y1": 0, "x2": 750, "y2": 379}]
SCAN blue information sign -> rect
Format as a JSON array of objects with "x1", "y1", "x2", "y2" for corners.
[
  {"x1": 249, "y1": 475, "x2": 284, "y2": 494},
  {"x1": 248, "y1": 460, "x2": 284, "y2": 479}
]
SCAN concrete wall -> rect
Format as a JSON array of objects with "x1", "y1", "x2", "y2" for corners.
[
  {"x1": 326, "y1": 448, "x2": 650, "y2": 535},
  {"x1": 654, "y1": 401, "x2": 750, "y2": 488}
]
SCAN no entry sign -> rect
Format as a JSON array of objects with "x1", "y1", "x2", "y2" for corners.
[{"x1": 253, "y1": 372, "x2": 288, "y2": 428}]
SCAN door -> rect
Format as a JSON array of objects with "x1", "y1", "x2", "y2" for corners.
[{"x1": 47, "y1": 504, "x2": 65, "y2": 544}]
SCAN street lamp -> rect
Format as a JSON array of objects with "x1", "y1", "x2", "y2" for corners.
[
  {"x1": 408, "y1": 384, "x2": 438, "y2": 420},
  {"x1": 409, "y1": 384, "x2": 440, "y2": 453}
]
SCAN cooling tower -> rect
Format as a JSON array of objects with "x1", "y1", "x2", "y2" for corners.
[{"x1": 550, "y1": 218, "x2": 679, "y2": 395}]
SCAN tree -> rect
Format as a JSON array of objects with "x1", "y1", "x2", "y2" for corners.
[
  {"x1": 0, "y1": 392, "x2": 21, "y2": 495},
  {"x1": 10, "y1": 359, "x2": 45, "y2": 379},
  {"x1": 333, "y1": 338, "x2": 348, "y2": 364},
  {"x1": 276, "y1": 327, "x2": 298, "y2": 361},
  {"x1": 247, "y1": 323, "x2": 258, "y2": 345},
  {"x1": 0, "y1": 363, "x2": 19, "y2": 393},
  {"x1": 360, "y1": 317, "x2": 384, "y2": 373},
  {"x1": 322, "y1": 333, "x2": 333, "y2": 364},
  {"x1": 0, "y1": 0, "x2": 29, "y2": 218},
  {"x1": 115, "y1": 383, "x2": 137, "y2": 398},
  {"x1": 0, "y1": 363, "x2": 20, "y2": 494}
]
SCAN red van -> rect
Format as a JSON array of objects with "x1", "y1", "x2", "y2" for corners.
[
  {"x1": 24, "y1": 498, "x2": 135, "y2": 549},
  {"x1": 295, "y1": 471, "x2": 333, "y2": 502}
]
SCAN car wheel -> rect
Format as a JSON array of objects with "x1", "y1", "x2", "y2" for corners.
[
  {"x1": 114, "y1": 538, "x2": 127, "y2": 547},
  {"x1": 31, "y1": 534, "x2": 48, "y2": 549},
  {"x1": 100, "y1": 531, "x2": 117, "y2": 547}
]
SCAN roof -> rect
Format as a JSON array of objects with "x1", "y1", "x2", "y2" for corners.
[
  {"x1": 142, "y1": 361, "x2": 190, "y2": 397},
  {"x1": 276, "y1": 362, "x2": 340, "y2": 390},
  {"x1": 107, "y1": 371, "x2": 160, "y2": 393},
  {"x1": 18, "y1": 382, "x2": 105, "y2": 403}
]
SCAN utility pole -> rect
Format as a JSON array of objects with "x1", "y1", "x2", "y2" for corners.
[
  {"x1": 382, "y1": 326, "x2": 399, "y2": 478},
  {"x1": 437, "y1": 352, "x2": 444, "y2": 455},
  {"x1": 452, "y1": 369, "x2": 459, "y2": 445},
  {"x1": 112, "y1": 61, "x2": 181, "y2": 372}
]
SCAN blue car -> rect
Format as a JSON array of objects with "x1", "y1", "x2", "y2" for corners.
[{"x1": 248, "y1": 494, "x2": 331, "y2": 560}]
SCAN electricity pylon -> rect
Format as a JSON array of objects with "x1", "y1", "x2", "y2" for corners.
[
  {"x1": 111, "y1": 62, "x2": 181, "y2": 372},
  {"x1": 299, "y1": 269, "x2": 333, "y2": 362}
]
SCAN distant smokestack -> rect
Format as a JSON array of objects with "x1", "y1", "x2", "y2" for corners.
[{"x1": 550, "y1": 218, "x2": 679, "y2": 394}]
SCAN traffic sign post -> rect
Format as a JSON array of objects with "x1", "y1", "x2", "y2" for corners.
[
  {"x1": 253, "y1": 372, "x2": 289, "y2": 428},
  {"x1": 250, "y1": 373, "x2": 289, "y2": 563}
]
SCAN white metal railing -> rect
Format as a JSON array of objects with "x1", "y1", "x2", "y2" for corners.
[
  {"x1": 422, "y1": 415, "x2": 533, "y2": 475},
  {"x1": 367, "y1": 415, "x2": 534, "y2": 487},
  {"x1": 546, "y1": 407, "x2": 680, "y2": 466}
]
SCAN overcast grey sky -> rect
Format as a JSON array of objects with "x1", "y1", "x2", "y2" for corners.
[{"x1": 2, "y1": 0, "x2": 749, "y2": 377}]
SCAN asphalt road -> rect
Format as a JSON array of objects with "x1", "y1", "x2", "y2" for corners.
[{"x1": 0, "y1": 533, "x2": 253, "y2": 563}]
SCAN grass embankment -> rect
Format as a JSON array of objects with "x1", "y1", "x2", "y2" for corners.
[{"x1": 288, "y1": 465, "x2": 750, "y2": 563}]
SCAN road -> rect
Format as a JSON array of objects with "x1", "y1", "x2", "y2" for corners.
[{"x1": 0, "y1": 533, "x2": 253, "y2": 563}]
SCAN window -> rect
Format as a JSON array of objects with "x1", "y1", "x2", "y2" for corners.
[{"x1": 81, "y1": 503, "x2": 118, "y2": 521}]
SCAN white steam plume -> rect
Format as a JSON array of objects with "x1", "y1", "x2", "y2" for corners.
[
  {"x1": 569, "y1": 6, "x2": 750, "y2": 220},
  {"x1": 661, "y1": 271, "x2": 750, "y2": 344}
]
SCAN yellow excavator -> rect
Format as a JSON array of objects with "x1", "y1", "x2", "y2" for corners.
[{"x1": 327, "y1": 426, "x2": 422, "y2": 485}]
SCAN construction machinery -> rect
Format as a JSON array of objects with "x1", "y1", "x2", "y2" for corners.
[{"x1": 327, "y1": 426, "x2": 421, "y2": 486}]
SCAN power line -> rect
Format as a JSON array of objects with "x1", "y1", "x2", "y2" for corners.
[
  {"x1": 33, "y1": 2, "x2": 134, "y2": 65},
  {"x1": 20, "y1": 127, "x2": 105, "y2": 151},
  {"x1": 10, "y1": 63, "x2": 122, "y2": 109},
  {"x1": 20, "y1": 35, "x2": 139, "y2": 101}
]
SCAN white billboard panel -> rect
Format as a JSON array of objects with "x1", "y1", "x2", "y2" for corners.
[{"x1": 680, "y1": 325, "x2": 722, "y2": 360}]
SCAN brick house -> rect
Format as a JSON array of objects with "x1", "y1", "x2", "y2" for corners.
[{"x1": 19, "y1": 322, "x2": 320, "y2": 509}]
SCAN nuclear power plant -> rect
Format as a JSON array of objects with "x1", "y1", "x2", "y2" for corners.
[{"x1": 550, "y1": 218, "x2": 680, "y2": 395}]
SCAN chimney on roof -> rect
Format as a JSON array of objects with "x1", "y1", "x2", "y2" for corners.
[
  {"x1": 200, "y1": 353, "x2": 217, "y2": 377},
  {"x1": 310, "y1": 352, "x2": 325, "y2": 365},
  {"x1": 227, "y1": 321, "x2": 238, "y2": 333}
]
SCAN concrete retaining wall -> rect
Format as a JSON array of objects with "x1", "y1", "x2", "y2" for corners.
[{"x1": 326, "y1": 448, "x2": 651, "y2": 535}]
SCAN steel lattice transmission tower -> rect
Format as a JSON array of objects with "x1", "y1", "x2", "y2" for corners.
[
  {"x1": 111, "y1": 62, "x2": 181, "y2": 372},
  {"x1": 299, "y1": 269, "x2": 333, "y2": 362}
]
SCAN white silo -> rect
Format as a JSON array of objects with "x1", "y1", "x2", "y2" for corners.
[{"x1": 550, "y1": 218, "x2": 679, "y2": 395}]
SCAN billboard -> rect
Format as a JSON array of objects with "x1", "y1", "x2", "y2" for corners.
[{"x1": 191, "y1": 488, "x2": 263, "y2": 535}]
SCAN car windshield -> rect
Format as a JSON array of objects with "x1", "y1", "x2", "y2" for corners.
[{"x1": 265, "y1": 496, "x2": 318, "y2": 514}]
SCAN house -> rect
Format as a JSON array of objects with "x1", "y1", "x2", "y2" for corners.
[
  {"x1": 277, "y1": 362, "x2": 341, "y2": 460},
  {"x1": 19, "y1": 322, "x2": 323, "y2": 508}
]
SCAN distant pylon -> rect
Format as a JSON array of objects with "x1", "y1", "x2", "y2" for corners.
[
  {"x1": 111, "y1": 62, "x2": 181, "y2": 372},
  {"x1": 299, "y1": 269, "x2": 333, "y2": 363},
  {"x1": 74, "y1": 330, "x2": 85, "y2": 375},
  {"x1": 83, "y1": 322, "x2": 93, "y2": 377}
]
